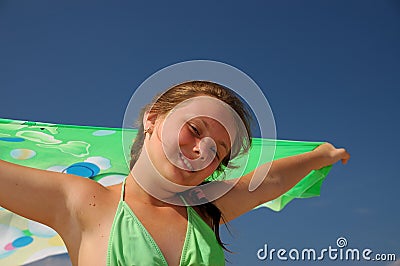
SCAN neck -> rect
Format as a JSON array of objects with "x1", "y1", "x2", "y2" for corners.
[
  {"x1": 128, "y1": 143, "x2": 192, "y2": 206},
  {"x1": 125, "y1": 172, "x2": 181, "y2": 207}
]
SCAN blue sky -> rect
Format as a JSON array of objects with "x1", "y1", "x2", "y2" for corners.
[{"x1": 1, "y1": 1, "x2": 399, "y2": 265}]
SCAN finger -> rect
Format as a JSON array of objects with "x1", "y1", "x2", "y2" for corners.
[{"x1": 340, "y1": 149, "x2": 350, "y2": 164}]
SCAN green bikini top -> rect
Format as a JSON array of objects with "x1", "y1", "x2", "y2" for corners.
[{"x1": 107, "y1": 178, "x2": 225, "y2": 266}]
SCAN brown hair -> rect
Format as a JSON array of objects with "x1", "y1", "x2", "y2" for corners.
[{"x1": 129, "y1": 80, "x2": 252, "y2": 249}]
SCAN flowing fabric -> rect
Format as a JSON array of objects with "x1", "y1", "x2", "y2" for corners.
[{"x1": 0, "y1": 118, "x2": 331, "y2": 265}]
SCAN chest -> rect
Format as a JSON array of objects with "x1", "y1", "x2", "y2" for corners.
[
  {"x1": 126, "y1": 202, "x2": 189, "y2": 265},
  {"x1": 81, "y1": 198, "x2": 190, "y2": 266}
]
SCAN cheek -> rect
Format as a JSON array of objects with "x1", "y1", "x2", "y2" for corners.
[
  {"x1": 178, "y1": 126, "x2": 193, "y2": 144},
  {"x1": 203, "y1": 160, "x2": 220, "y2": 177},
  {"x1": 157, "y1": 121, "x2": 182, "y2": 159}
]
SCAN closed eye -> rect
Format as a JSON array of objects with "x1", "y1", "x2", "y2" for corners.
[
  {"x1": 189, "y1": 123, "x2": 220, "y2": 160},
  {"x1": 189, "y1": 124, "x2": 201, "y2": 136},
  {"x1": 210, "y1": 146, "x2": 220, "y2": 160}
]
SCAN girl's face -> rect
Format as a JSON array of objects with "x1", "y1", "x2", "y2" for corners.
[{"x1": 144, "y1": 96, "x2": 238, "y2": 188}]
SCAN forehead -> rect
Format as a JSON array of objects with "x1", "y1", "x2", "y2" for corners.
[
  {"x1": 171, "y1": 96, "x2": 235, "y2": 121},
  {"x1": 168, "y1": 95, "x2": 239, "y2": 143}
]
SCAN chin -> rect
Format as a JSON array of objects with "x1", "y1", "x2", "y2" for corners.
[{"x1": 166, "y1": 166, "x2": 202, "y2": 187}]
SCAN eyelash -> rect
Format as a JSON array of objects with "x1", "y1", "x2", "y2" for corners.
[
  {"x1": 190, "y1": 124, "x2": 201, "y2": 136},
  {"x1": 210, "y1": 147, "x2": 220, "y2": 160},
  {"x1": 189, "y1": 123, "x2": 220, "y2": 160}
]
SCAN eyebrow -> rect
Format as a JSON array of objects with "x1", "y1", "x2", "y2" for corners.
[{"x1": 200, "y1": 119, "x2": 229, "y2": 156}]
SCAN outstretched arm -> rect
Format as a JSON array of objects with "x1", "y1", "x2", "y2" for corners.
[
  {"x1": 0, "y1": 159, "x2": 101, "y2": 232},
  {"x1": 214, "y1": 142, "x2": 350, "y2": 222}
]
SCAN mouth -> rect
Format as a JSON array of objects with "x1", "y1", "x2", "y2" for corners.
[{"x1": 179, "y1": 152, "x2": 195, "y2": 172}]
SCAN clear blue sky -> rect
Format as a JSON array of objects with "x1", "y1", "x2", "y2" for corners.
[{"x1": 1, "y1": 1, "x2": 399, "y2": 265}]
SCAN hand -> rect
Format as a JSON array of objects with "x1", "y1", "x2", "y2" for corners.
[{"x1": 313, "y1": 142, "x2": 350, "y2": 168}]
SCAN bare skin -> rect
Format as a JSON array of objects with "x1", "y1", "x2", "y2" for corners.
[
  {"x1": 0, "y1": 99, "x2": 350, "y2": 265},
  {"x1": 0, "y1": 143, "x2": 349, "y2": 266},
  {"x1": 58, "y1": 174, "x2": 193, "y2": 266}
]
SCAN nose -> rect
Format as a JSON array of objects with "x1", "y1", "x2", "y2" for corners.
[
  {"x1": 193, "y1": 137, "x2": 215, "y2": 161},
  {"x1": 192, "y1": 139, "x2": 203, "y2": 160}
]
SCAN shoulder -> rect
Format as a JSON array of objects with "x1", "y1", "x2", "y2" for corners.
[
  {"x1": 60, "y1": 179, "x2": 123, "y2": 265},
  {"x1": 78, "y1": 179, "x2": 120, "y2": 221},
  {"x1": 60, "y1": 177, "x2": 121, "y2": 233}
]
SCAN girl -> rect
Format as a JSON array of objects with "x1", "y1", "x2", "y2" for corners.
[{"x1": 0, "y1": 81, "x2": 350, "y2": 265}]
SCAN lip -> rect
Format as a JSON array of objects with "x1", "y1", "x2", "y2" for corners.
[{"x1": 178, "y1": 152, "x2": 195, "y2": 172}]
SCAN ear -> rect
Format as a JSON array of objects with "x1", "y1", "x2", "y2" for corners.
[{"x1": 143, "y1": 111, "x2": 158, "y2": 132}]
